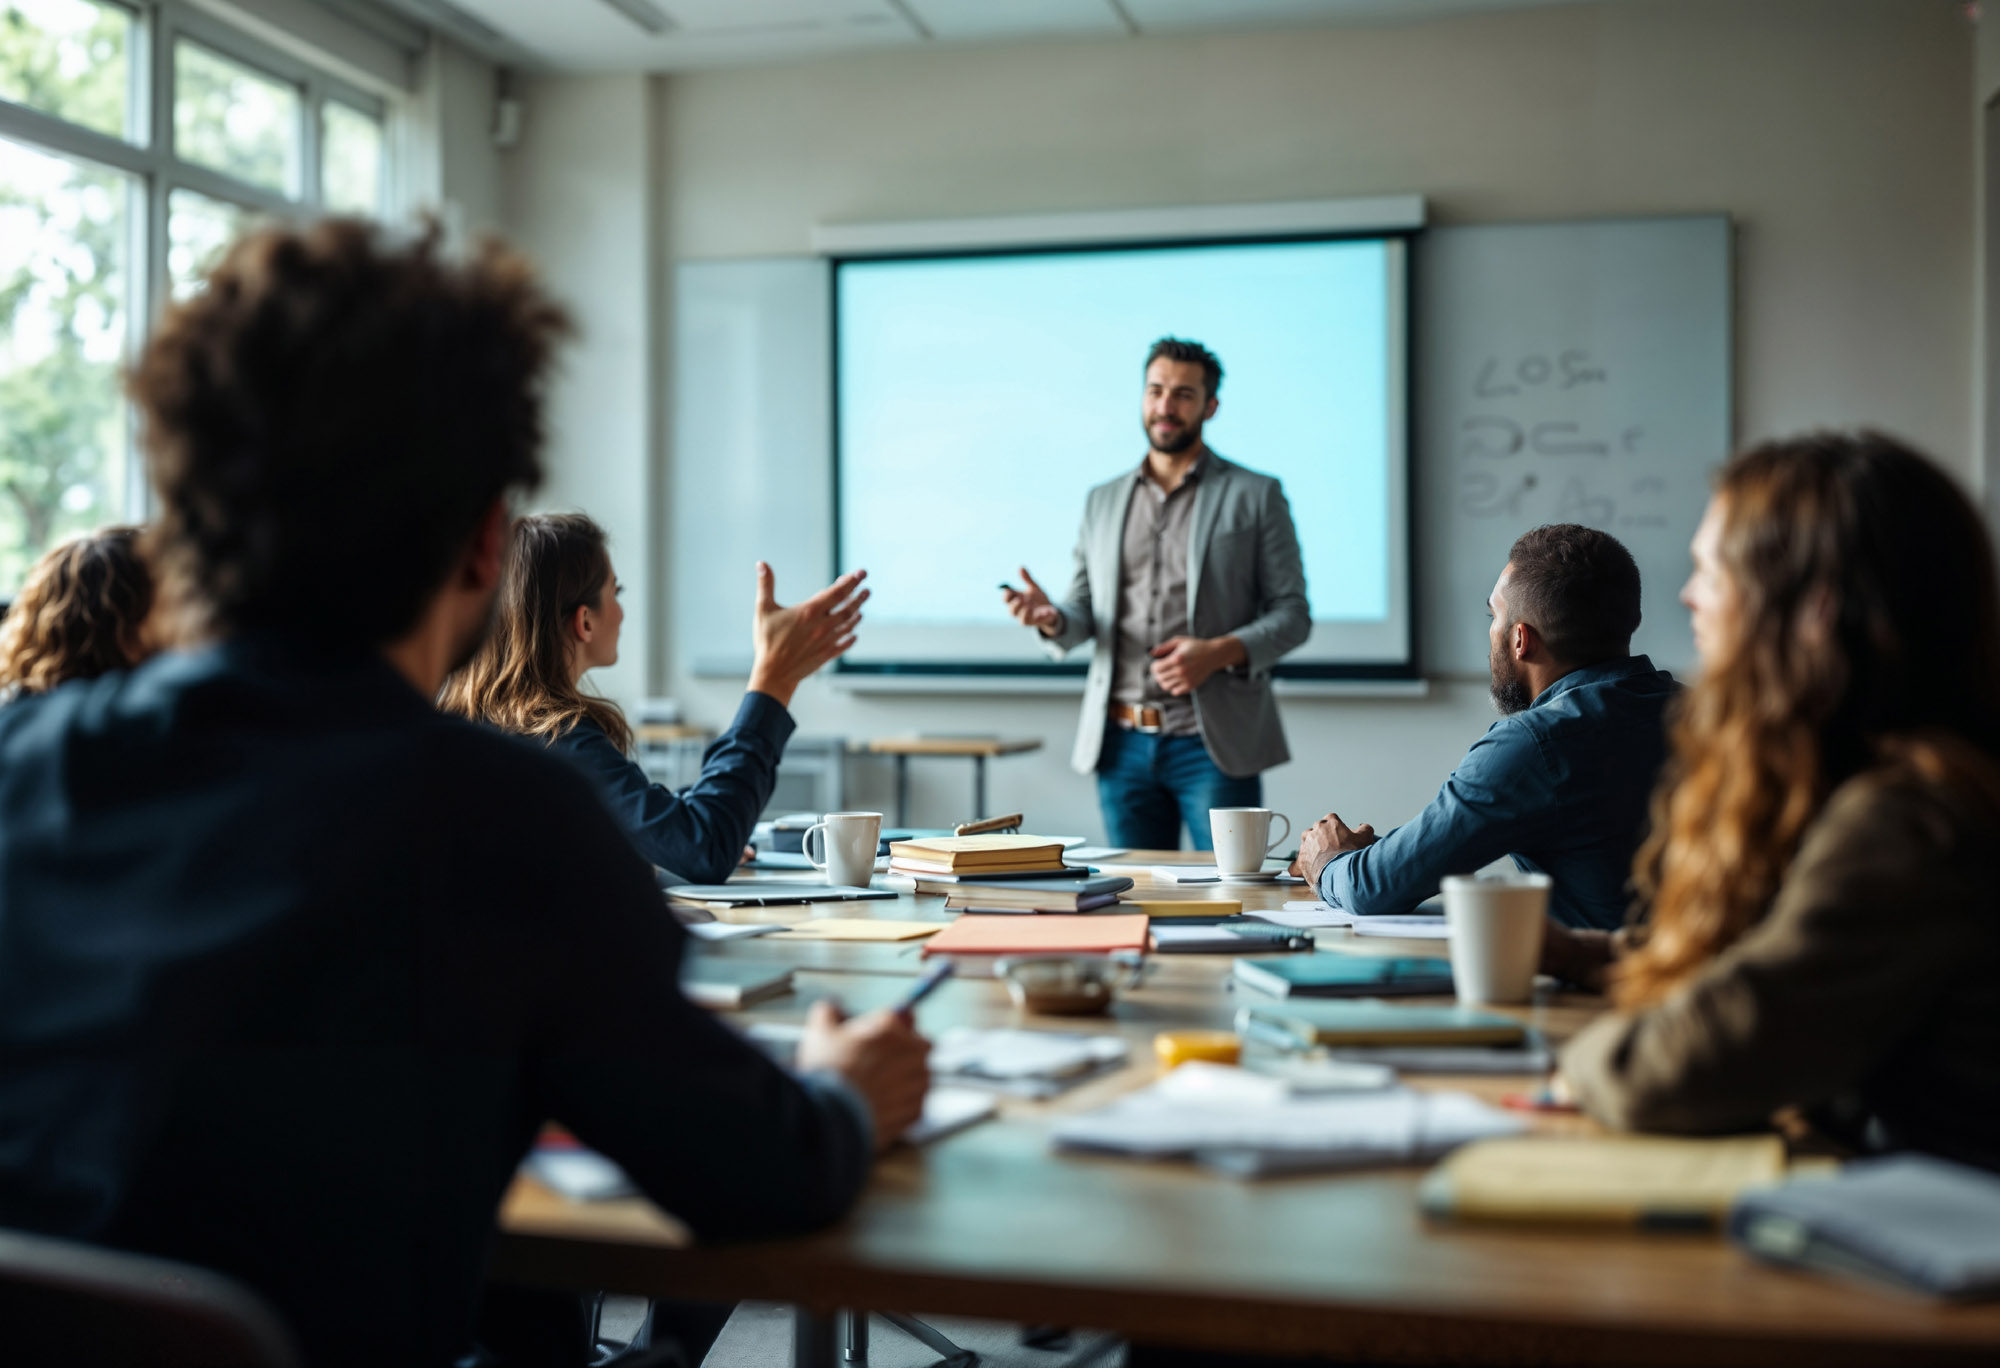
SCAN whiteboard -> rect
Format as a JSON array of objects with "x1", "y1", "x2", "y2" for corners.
[
  {"x1": 671, "y1": 258, "x2": 831, "y2": 676},
  {"x1": 673, "y1": 216, "x2": 1731, "y2": 681},
  {"x1": 1416, "y1": 217, "x2": 1732, "y2": 676}
]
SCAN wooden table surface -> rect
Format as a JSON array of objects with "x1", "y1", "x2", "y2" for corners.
[{"x1": 492, "y1": 857, "x2": 2000, "y2": 1365}]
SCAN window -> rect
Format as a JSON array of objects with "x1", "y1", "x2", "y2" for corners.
[
  {"x1": 0, "y1": 0, "x2": 398, "y2": 593},
  {"x1": 0, "y1": 0, "x2": 132, "y2": 141},
  {"x1": 167, "y1": 185, "x2": 257, "y2": 297},
  {"x1": 174, "y1": 38, "x2": 300, "y2": 196},
  {"x1": 321, "y1": 99, "x2": 381, "y2": 217},
  {"x1": 0, "y1": 132, "x2": 133, "y2": 589}
]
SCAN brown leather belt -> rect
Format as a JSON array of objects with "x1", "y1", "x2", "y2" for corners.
[{"x1": 1110, "y1": 702, "x2": 1164, "y2": 734}]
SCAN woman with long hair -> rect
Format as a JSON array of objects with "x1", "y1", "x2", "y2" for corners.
[
  {"x1": 441, "y1": 512, "x2": 867, "y2": 884},
  {"x1": 0, "y1": 527, "x2": 156, "y2": 700},
  {"x1": 1557, "y1": 431, "x2": 2000, "y2": 1168}
]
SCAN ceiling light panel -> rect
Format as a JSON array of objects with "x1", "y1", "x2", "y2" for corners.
[
  {"x1": 448, "y1": 0, "x2": 918, "y2": 68},
  {"x1": 450, "y1": 0, "x2": 661, "y2": 60},
  {"x1": 906, "y1": 0, "x2": 1128, "y2": 41},
  {"x1": 657, "y1": 0, "x2": 908, "y2": 33},
  {"x1": 1122, "y1": 0, "x2": 1589, "y2": 31},
  {"x1": 598, "y1": 0, "x2": 672, "y2": 34}
]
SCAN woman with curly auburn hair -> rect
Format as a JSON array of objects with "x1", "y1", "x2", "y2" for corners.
[
  {"x1": 0, "y1": 527, "x2": 155, "y2": 699},
  {"x1": 1554, "y1": 431, "x2": 2000, "y2": 1169}
]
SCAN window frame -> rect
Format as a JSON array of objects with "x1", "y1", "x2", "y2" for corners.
[{"x1": 0, "y1": 0, "x2": 399, "y2": 535}]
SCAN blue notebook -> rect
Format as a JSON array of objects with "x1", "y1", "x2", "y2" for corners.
[{"x1": 1232, "y1": 953, "x2": 1453, "y2": 998}]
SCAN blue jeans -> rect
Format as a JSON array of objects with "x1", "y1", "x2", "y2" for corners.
[{"x1": 1095, "y1": 724, "x2": 1261, "y2": 851}]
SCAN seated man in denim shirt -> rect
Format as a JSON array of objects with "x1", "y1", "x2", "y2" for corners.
[{"x1": 1293, "y1": 525, "x2": 1677, "y2": 931}]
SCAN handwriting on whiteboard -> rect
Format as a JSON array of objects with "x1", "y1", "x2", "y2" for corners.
[{"x1": 1454, "y1": 349, "x2": 1668, "y2": 532}]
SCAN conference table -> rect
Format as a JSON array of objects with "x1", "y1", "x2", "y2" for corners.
[{"x1": 491, "y1": 856, "x2": 2000, "y2": 1366}]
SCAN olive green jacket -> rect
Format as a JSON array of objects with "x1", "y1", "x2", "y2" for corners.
[{"x1": 1564, "y1": 763, "x2": 2000, "y2": 1171}]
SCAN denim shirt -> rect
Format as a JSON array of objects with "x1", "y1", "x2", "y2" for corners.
[{"x1": 1318, "y1": 656, "x2": 1678, "y2": 930}]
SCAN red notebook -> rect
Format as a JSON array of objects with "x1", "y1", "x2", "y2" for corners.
[{"x1": 920, "y1": 913, "x2": 1149, "y2": 957}]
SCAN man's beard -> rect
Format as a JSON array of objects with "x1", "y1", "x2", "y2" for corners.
[
  {"x1": 1489, "y1": 636, "x2": 1531, "y2": 715},
  {"x1": 1146, "y1": 416, "x2": 1200, "y2": 455}
]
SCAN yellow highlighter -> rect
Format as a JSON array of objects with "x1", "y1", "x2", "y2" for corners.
[{"x1": 1154, "y1": 1029, "x2": 1242, "y2": 1071}]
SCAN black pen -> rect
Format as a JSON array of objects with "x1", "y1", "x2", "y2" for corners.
[{"x1": 892, "y1": 961, "x2": 954, "y2": 1019}]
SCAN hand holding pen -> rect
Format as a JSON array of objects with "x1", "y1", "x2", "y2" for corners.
[
  {"x1": 892, "y1": 961, "x2": 955, "y2": 1020},
  {"x1": 796, "y1": 974, "x2": 939, "y2": 1150}
]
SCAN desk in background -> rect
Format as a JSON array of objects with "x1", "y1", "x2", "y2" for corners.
[
  {"x1": 494, "y1": 858, "x2": 2000, "y2": 1366},
  {"x1": 856, "y1": 736, "x2": 1042, "y2": 826},
  {"x1": 633, "y1": 723, "x2": 711, "y2": 792}
]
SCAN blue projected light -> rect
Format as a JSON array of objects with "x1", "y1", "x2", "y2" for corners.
[{"x1": 835, "y1": 237, "x2": 1406, "y2": 671}]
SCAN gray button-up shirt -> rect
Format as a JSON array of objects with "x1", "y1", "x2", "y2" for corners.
[{"x1": 1109, "y1": 454, "x2": 1204, "y2": 735}]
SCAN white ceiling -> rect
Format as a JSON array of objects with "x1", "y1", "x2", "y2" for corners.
[{"x1": 444, "y1": 0, "x2": 1611, "y2": 73}]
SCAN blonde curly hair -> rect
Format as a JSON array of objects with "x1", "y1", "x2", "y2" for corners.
[{"x1": 0, "y1": 527, "x2": 155, "y2": 696}]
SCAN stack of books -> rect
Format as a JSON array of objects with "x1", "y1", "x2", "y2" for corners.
[
  {"x1": 886, "y1": 835, "x2": 1131, "y2": 913},
  {"x1": 887, "y1": 834, "x2": 1072, "y2": 878},
  {"x1": 942, "y1": 874, "x2": 1134, "y2": 914}
]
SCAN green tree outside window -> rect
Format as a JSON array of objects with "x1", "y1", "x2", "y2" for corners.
[{"x1": 1, "y1": 1, "x2": 132, "y2": 592}]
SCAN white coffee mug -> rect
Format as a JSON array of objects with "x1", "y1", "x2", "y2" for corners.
[
  {"x1": 1440, "y1": 873, "x2": 1551, "y2": 1007},
  {"x1": 1209, "y1": 807, "x2": 1292, "y2": 877},
  {"x1": 802, "y1": 811, "x2": 883, "y2": 889}
]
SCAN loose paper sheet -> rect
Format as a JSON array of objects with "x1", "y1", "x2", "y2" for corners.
[
  {"x1": 768, "y1": 919, "x2": 942, "y2": 941},
  {"x1": 1350, "y1": 915, "x2": 1450, "y2": 940},
  {"x1": 1252, "y1": 903, "x2": 1356, "y2": 929}
]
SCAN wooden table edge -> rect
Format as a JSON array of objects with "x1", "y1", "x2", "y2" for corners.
[{"x1": 488, "y1": 1219, "x2": 2000, "y2": 1366}]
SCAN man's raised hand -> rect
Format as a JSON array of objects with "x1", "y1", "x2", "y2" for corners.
[{"x1": 1001, "y1": 567, "x2": 1060, "y2": 635}]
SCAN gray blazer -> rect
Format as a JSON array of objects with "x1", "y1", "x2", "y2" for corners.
[{"x1": 1044, "y1": 453, "x2": 1310, "y2": 777}]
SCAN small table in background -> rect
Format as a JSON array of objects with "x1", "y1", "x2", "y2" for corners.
[
  {"x1": 633, "y1": 722, "x2": 712, "y2": 791},
  {"x1": 857, "y1": 736, "x2": 1043, "y2": 826}
]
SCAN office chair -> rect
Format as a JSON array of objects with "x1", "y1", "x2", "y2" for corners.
[
  {"x1": 0, "y1": 1227, "x2": 301, "y2": 1368},
  {"x1": 840, "y1": 1309, "x2": 976, "y2": 1368}
]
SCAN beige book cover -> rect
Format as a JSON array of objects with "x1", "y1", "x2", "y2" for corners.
[
  {"x1": 889, "y1": 835, "x2": 1067, "y2": 868},
  {"x1": 1422, "y1": 1134, "x2": 1788, "y2": 1226}
]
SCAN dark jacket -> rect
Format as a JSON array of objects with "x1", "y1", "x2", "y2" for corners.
[
  {"x1": 547, "y1": 691, "x2": 792, "y2": 885},
  {"x1": 0, "y1": 639, "x2": 870, "y2": 1366}
]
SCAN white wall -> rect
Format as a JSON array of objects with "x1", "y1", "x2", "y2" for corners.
[
  {"x1": 501, "y1": 75, "x2": 661, "y2": 711},
  {"x1": 1980, "y1": 2, "x2": 2000, "y2": 105},
  {"x1": 404, "y1": 38, "x2": 505, "y2": 242},
  {"x1": 501, "y1": 0, "x2": 1976, "y2": 845}
]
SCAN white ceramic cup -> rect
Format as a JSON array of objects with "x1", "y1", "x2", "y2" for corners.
[
  {"x1": 1440, "y1": 872, "x2": 1551, "y2": 1006},
  {"x1": 802, "y1": 811, "x2": 883, "y2": 889},
  {"x1": 1209, "y1": 807, "x2": 1292, "y2": 877}
]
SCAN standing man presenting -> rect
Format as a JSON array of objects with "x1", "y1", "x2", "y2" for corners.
[{"x1": 1003, "y1": 338, "x2": 1310, "y2": 850}]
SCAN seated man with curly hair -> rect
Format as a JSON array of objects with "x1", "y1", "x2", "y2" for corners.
[{"x1": 0, "y1": 221, "x2": 930, "y2": 1366}]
